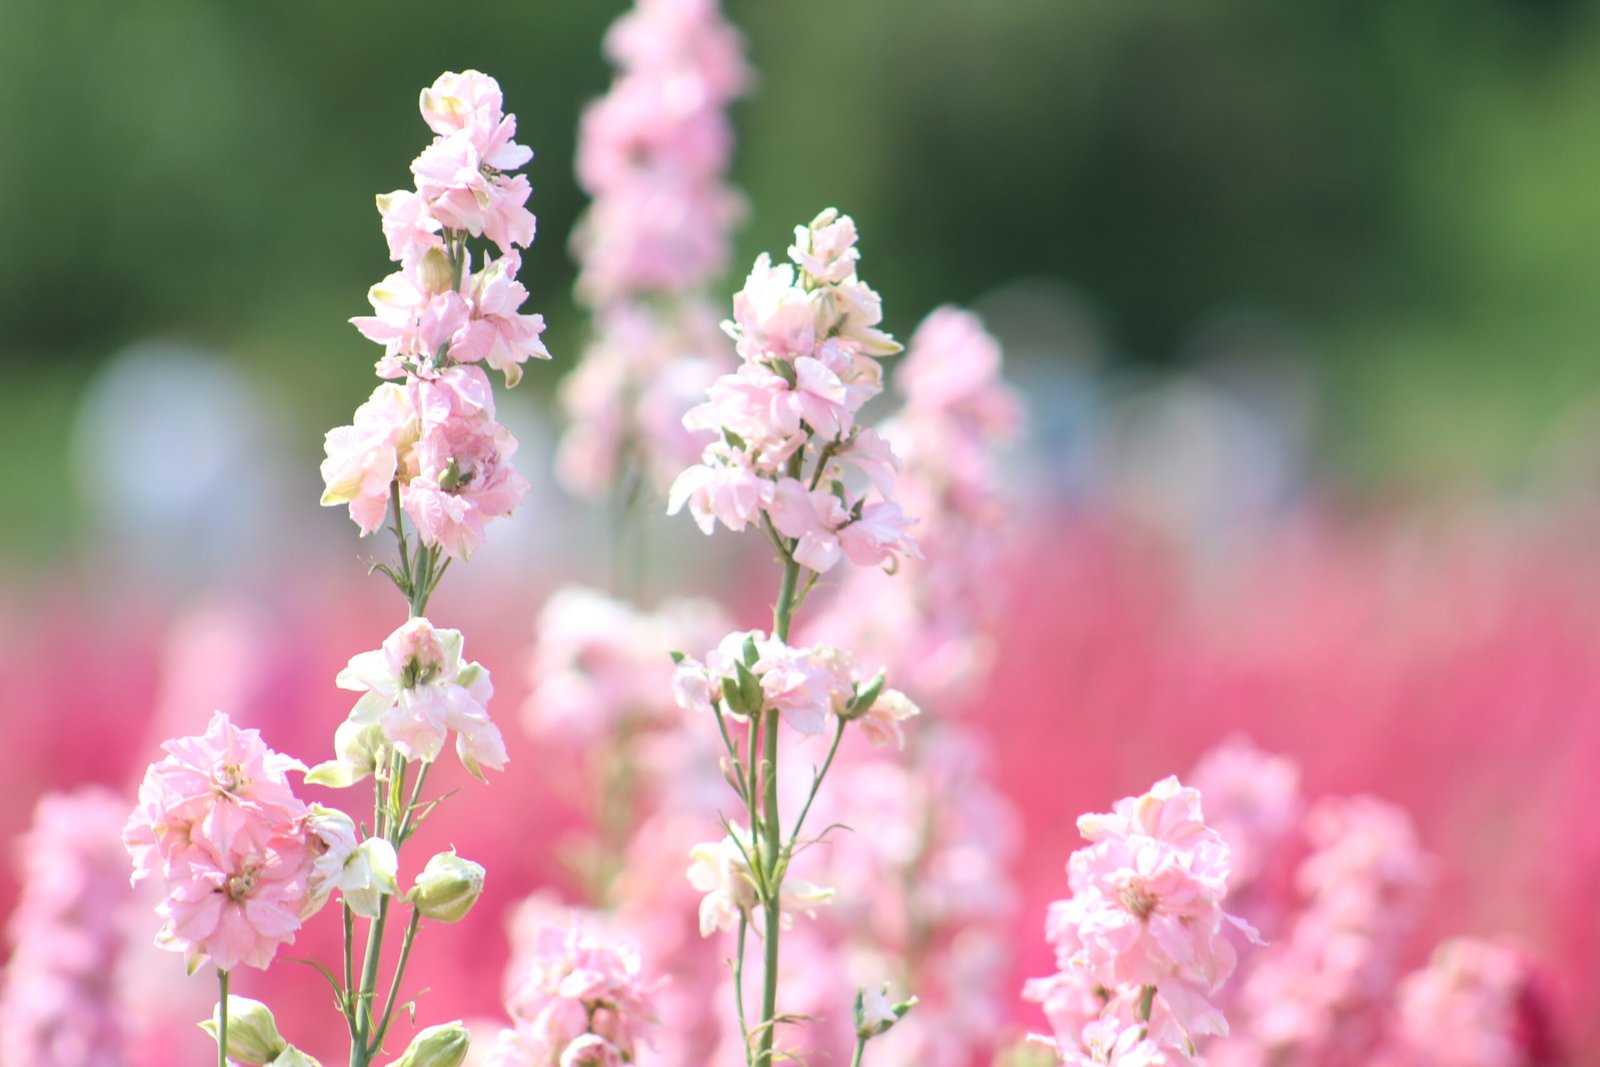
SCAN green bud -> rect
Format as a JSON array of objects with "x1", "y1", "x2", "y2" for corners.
[
  {"x1": 391, "y1": 1021, "x2": 470, "y2": 1067},
  {"x1": 741, "y1": 634, "x2": 760, "y2": 667},
  {"x1": 406, "y1": 852, "x2": 484, "y2": 923},
  {"x1": 199, "y1": 996, "x2": 287, "y2": 1065},
  {"x1": 844, "y1": 670, "x2": 886, "y2": 721},
  {"x1": 437, "y1": 458, "x2": 465, "y2": 493},
  {"x1": 721, "y1": 674, "x2": 748, "y2": 715},
  {"x1": 734, "y1": 660, "x2": 763, "y2": 715}
]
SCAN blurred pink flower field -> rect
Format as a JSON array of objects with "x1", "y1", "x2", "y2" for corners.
[{"x1": 1, "y1": 499, "x2": 1594, "y2": 1064}]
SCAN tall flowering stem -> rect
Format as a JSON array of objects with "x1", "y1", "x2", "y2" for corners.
[
  {"x1": 124, "y1": 69, "x2": 543, "y2": 1067},
  {"x1": 669, "y1": 210, "x2": 923, "y2": 1065}
]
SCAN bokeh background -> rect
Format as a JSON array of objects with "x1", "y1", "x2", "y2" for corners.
[{"x1": 4, "y1": 1, "x2": 1600, "y2": 1063}]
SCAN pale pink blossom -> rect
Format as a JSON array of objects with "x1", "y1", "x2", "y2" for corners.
[
  {"x1": 455, "y1": 251, "x2": 550, "y2": 386},
  {"x1": 124, "y1": 710, "x2": 308, "y2": 877},
  {"x1": 788, "y1": 208, "x2": 860, "y2": 286},
  {"x1": 0, "y1": 789, "x2": 132, "y2": 1067},
  {"x1": 767, "y1": 479, "x2": 921, "y2": 574},
  {"x1": 686, "y1": 828, "x2": 833, "y2": 937},
  {"x1": 419, "y1": 70, "x2": 534, "y2": 173},
  {"x1": 352, "y1": 268, "x2": 471, "y2": 377},
  {"x1": 1378, "y1": 939, "x2": 1530, "y2": 1067},
  {"x1": 401, "y1": 369, "x2": 531, "y2": 559},
  {"x1": 320, "y1": 381, "x2": 420, "y2": 535},
  {"x1": 377, "y1": 188, "x2": 445, "y2": 267},
  {"x1": 666, "y1": 445, "x2": 774, "y2": 535},
  {"x1": 523, "y1": 587, "x2": 728, "y2": 744},
  {"x1": 493, "y1": 917, "x2": 661, "y2": 1067},
  {"x1": 1029, "y1": 776, "x2": 1252, "y2": 1053},
  {"x1": 855, "y1": 688, "x2": 920, "y2": 750},
  {"x1": 330, "y1": 617, "x2": 506, "y2": 777},
  {"x1": 411, "y1": 132, "x2": 537, "y2": 255},
  {"x1": 1187, "y1": 736, "x2": 1301, "y2": 894},
  {"x1": 123, "y1": 712, "x2": 317, "y2": 972}
]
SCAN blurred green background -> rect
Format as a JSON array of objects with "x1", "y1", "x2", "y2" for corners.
[{"x1": 5, "y1": 0, "x2": 1600, "y2": 560}]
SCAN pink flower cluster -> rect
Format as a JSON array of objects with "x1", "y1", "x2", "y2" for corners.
[
  {"x1": 323, "y1": 70, "x2": 544, "y2": 559},
  {"x1": 668, "y1": 210, "x2": 920, "y2": 573},
  {"x1": 522, "y1": 586, "x2": 728, "y2": 745},
  {"x1": 1025, "y1": 776, "x2": 1254, "y2": 1066},
  {"x1": 122, "y1": 712, "x2": 320, "y2": 972},
  {"x1": 1376, "y1": 939, "x2": 1534, "y2": 1067},
  {"x1": 1214, "y1": 795, "x2": 1431, "y2": 1067},
  {"x1": 558, "y1": 0, "x2": 748, "y2": 500},
  {"x1": 806, "y1": 305, "x2": 1021, "y2": 700},
  {"x1": 315, "y1": 616, "x2": 507, "y2": 781},
  {"x1": 0, "y1": 789, "x2": 131, "y2": 1067},
  {"x1": 571, "y1": 0, "x2": 748, "y2": 303},
  {"x1": 487, "y1": 918, "x2": 661, "y2": 1067},
  {"x1": 671, "y1": 630, "x2": 918, "y2": 744}
]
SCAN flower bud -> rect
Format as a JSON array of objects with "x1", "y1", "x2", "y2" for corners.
[
  {"x1": 852, "y1": 986, "x2": 916, "y2": 1040},
  {"x1": 199, "y1": 996, "x2": 287, "y2": 1064},
  {"x1": 406, "y1": 851, "x2": 484, "y2": 923},
  {"x1": 417, "y1": 247, "x2": 455, "y2": 296},
  {"x1": 390, "y1": 1021, "x2": 470, "y2": 1067},
  {"x1": 305, "y1": 720, "x2": 387, "y2": 788}
]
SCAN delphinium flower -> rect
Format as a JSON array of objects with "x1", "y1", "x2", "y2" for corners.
[
  {"x1": 665, "y1": 210, "x2": 923, "y2": 1067},
  {"x1": 1373, "y1": 939, "x2": 1534, "y2": 1067},
  {"x1": 485, "y1": 918, "x2": 662, "y2": 1067},
  {"x1": 804, "y1": 305, "x2": 1022, "y2": 700},
  {"x1": 557, "y1": 0, "x2": 750, "y2": 500},
  {"x1": 122, "y1": 711, "x2": 320, "y2": 974},
  {"x1": 791, "y1": 307, "x2": 1023, "y2": 1067},
  {"x1": 520, "y1": 586, "x2": 729, "y2": 901},
  {"x1": 1023, "y1": 776, "x2": 1255, "y2": 1066},
  {"x1": 0, "y1": 788, "x2": 133, "y2": 1067},
  {"x1": 1186, "y1": 736, "x2": 1302, "y2": 938},
  {"x1": 122, "y1": 70, "x2": 546, "y2": 1067},
  {"x1": 309, "y1": 615, "x2": 507, "y2": 783},
  {"x1": 324, "y1": 69, "x2": 547, "y2": 564},
  {"x1": 1210, "y1": 796, "x2": 1430, "y2": 1067}
]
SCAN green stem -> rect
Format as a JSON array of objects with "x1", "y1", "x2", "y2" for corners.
[
  {"x1": 216, "y1": 969, "x2": 229, "y2": 1067},
  {"x1": 756, "y1": 551, "x2": 802, "y2": 1067},
  {"x1": 342, "y1": 904, "x2": 357, "y2": 1036},
  {"x1": 734, "y1": 915, "x2": 753, "y2": 1067},
  {"x1": 370, "y1": 908, "x2": 422, "y2": 1053},
  {"x1": 850, "y1": 1035, "x2": 868, "y2": 1067},
  {"x1": 786, "y1": 718, "x2": 847, "y2": 859},
  {"x1": 350, "y1": 897, "x2": 391, "y2": 1067}
]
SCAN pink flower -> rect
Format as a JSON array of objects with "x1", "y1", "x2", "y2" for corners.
[
  {"x1": 412, "y1": 133, "x2": 537, "y2": 255},
  {"x1": 402, "y1": 370, "x2": 531, "y2": 559},
  {"x1": 0, "y1": 789, "x2": 133, "y2": 1067},
  {"x1": 123, "y1": 711, "x2": 316, "y2": 972},
  {"x1": 376, "y1": 188, "x2": 445, "y2": 267},
  {"x1": 666, "y1": 445, "x2": 774, "y2": 535},
  {"x1": 330, "y1": 617, "x2": 506, "y2": 777},
  {"x1": 855, "y1": 688, "x2": 920, "y2": 750},
  {"x1": 351, "y1": 267, "x2": 471, "y2": 376},
  {"x1": 524, "y1": 587, "x2": 728, "y2": 744},
  {"x1": 495, "y1": 917, "x2": 661, "y2": 1067},
  {"x1": 1027, "y1": 776, "x2": 1253, "y2": 1054},
  {"x1": 725, "y1": 254, "x2": 817, "y2": 363},
  {"x1": 1379, "y1": 939, "x2": 1530, "y2": 1067},
  {"x1": 156, "y1": 843, "x2": 311, "y2": 972},
  {"x1": 124, "y1": 711, "x2": 308, "y2": 877},
  {"x1": 1187, "y1": 737, "x2": 1300, "y2": 894},
  {"x1": 320, "y1": 382, "x2": 419, "y2": 535},
  {"x1": 455, "y1": 251, "x2": 550, "y2": 386},
  {"x1": 767, "y1": 479, "x2": 921, "y2": 574},
  {"x1": 419, "y1": 70, "x2": 534, "y2": 173},
  {"x1": 788, "y1": 208, "x2": 860, "y2": 286}
]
